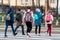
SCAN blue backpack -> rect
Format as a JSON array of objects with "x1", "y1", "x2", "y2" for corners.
[{"x1": 34, "y1": 14, "x2": 39, "y2": 20}]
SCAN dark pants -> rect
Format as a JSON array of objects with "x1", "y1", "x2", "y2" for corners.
[
  {"x1": 5, "y1": 23, "x2": 15, "y2": 36},
  {"x1": 14, "y1": 25, "x2": 25, "y2": 35},
  {"x1": 26, "y1": 22, "x2": 32, "y2": 33},
  {"x1": 47, "y1": 24, "x2": 52, "y2": 36},
  {"x1": 35, "y1": 25, "x2": 41, "y2": 34}
]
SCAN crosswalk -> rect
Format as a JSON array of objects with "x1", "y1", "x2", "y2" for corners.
[{"x1": 0, "y1": 32, "x2": 60, "y2": 40}]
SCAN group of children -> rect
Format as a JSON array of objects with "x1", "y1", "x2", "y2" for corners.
[{"x1": 5, "y1": 6, "x2": 53, "y2": 37}]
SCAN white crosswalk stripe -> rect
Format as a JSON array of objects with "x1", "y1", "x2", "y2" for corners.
[{"x1": 0, "y1": 32, "x2": 60, "y2": 40}]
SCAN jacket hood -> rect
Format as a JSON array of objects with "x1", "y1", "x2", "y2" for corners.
[{"x1": 35, "y1": 8, "x2": 41, "y2": 13}]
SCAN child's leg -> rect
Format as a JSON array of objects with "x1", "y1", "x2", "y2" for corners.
[
  {"x1": 21, "y1": 25, "x2": 25, "y2": 35},
  {"x1": 47, "y1": 24, "x2": 49, "y2": 33},
  {"x1": 49, "y1": 24, "x2": 52, "y2": 36},
  {"x1": 39, "y1": 25, "x2": 41, "y2": 34},
  {"x1": 35, "y1": 26, "x2": 37, "y2": 34}
]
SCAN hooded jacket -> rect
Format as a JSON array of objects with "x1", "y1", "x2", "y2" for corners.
[
  {"x1": 6, "y1": 7, "x2": 14, "y2": 25},
  {"x1": 34, "y1": 8, "x2": 43, "y2": 26}
]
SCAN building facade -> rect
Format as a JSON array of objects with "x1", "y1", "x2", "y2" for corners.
[
  {"x1": 0, "y1": 0, "x2": 57, "y2": 8},
  {"x1": 0, "y1": 0, "x2": 57, "y2": 15}
]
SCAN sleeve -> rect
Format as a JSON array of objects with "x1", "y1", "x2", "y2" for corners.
[
  {"x1": 51, "y1": 15, "x2": 54, "y2": 21},
  {"x1": 41, "y1": 13, "x2": 43, "y2": 19},
  {"x1": 39, "y1": 12, "x2": 43, "y2": 19},
  {"x1": 22, "y1": 13, "x2": 26, "y2": 23},
  {"x1": 31, "y1": 13, "x2": 34, "y2": 22}
]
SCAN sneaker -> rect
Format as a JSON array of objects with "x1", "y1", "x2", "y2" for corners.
[
  {"x1": 35, "y1": 34, "x2": 37, "y2": 36},
  {"x1": 22, "y1": 34, "x2": 25, "y2": 35},
  {"x1": 27, "y1": 33, "x2": 31, "y2": 37},
  {"x1": 5, "y1": 35, "x2": 7, "y2": 37},
  {"x1": 49, "y1": 34, "x2": 51, "y2": 36},
  {"x1": 14, "y1": 33, "x2": 17, "y2": 36},
  {"x1": 38, "y1": 34, "x2": 41, "y2": 36}
]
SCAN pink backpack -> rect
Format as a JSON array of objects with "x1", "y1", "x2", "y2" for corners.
[
  {"x1": 24, "y1": 12, "x2": 32, "y2": 22},
  {"x1": 46, "y1": 14, "x2": 52, "y2": 22}
]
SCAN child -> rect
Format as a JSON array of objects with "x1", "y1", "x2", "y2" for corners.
[
  {"x1": 34, "y1": 8, "x2": 43, "y2": 36},
  {"x1": 45, "y1": 10, "x2": 53, "y2": 36}
]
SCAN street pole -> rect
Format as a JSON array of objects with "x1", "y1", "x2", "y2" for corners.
[{"x1": 56, "y1": 0, "x2": 59, "y2": 26}]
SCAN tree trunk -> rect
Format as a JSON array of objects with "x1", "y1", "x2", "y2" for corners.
[
  {"x1": 2, "y1": 0, "x2": 3, "y2": 13},
  {"x1": 8, "y1": 0, "x2": 10, "y2": 6},
  {"x1": 15, "y1": 0, "x2": 17, "y2": 14},
  {"x1": 32, "y1": 0, "x2": 35, "y2": 11},
  {"x1": 38, "y1": 0, "x2": 40, "y2": 9},
  {"x1": 47, "y1": 0, "x2": 49, "y2": 10}
]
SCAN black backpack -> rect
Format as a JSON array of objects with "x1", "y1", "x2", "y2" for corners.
[{"x1": 16, "y1": 13, "x2": 22, "y2": 21}]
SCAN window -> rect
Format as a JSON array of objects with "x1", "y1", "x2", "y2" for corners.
[
  {"x1": 10, "y1": 0, "x2": 16, "y2": 6},
  {"x1": 25, "y1": 0, "x2": 28, "y2": 2},
  {"x1": 0, "y1": 0, "x2": 2, "y2": 4},
  {"x1": 50, "y1": 0, "x2": 55, "y2": 3},
  {"x1": 3, "y1": 0, "x2": 9, "y2": 4},
  {"x1": 21, "y1": 0, "x2": 25, "y2": 5},
  {"x1": 25, "y1": 3, "x2": 28, "y2": 5},
  {"x1": 25, "y1": 0, "x2": 31, "y2": 5},
  {"x1": 21, "y1": 0, "x2": 31, "y2": 5}
]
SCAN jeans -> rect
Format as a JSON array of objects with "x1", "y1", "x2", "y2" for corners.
[
  {"x1": 15, "y1": 25, "x2": 25, "y2": 35},
  {"x1": 5, "y1": 23, "x2": 15, "y2": 36}
]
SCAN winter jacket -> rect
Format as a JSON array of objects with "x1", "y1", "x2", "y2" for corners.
[
  {"x1": 6, "y1": 7, "x2": 14, "y2": 25},
  {"x1": 34, "y1": 10, "x2": 43, "y2": 26}
]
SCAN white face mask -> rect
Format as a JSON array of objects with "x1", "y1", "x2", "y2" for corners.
[{"x1": 27, "y1": 9, "x2": 30, "y2": 12}]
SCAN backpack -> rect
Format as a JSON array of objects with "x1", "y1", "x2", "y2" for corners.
[
  {"x1": 46, "y1": 14, "x2": 52, "y2": 22},
  {"x1": 16, "y1": 13, "x2": 22, "y2": 21},
  {"x1": 24, "y1": 12, "x2": 33, "y2": 22},
  {"x1": 6, "y1": 8, "x2": 11, "y2": 21},
  {"x1": 6, "y1": 14, "x2": 10, "y2": 20},
  {"x1": 34, "y1": 14, "x2": 39, "y2": 20}
]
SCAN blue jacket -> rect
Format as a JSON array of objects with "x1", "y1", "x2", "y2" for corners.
[
  {"x1": 6, "y1": 7, "x2": 14, "y2": 25},
  {"x1": 34, "y1": 10, "x2": 43, "y2": 26}
]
